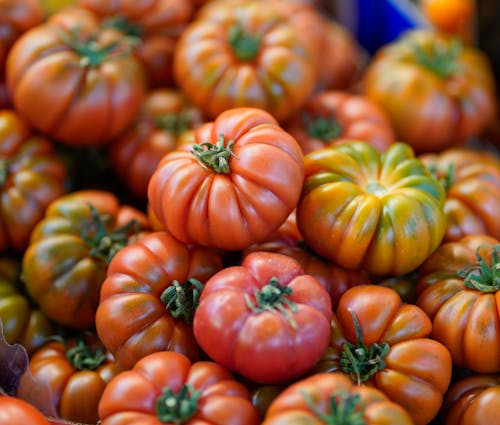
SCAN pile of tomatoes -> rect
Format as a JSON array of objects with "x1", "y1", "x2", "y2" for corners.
[{"x1": 1, "y1": 0, "x2": 500, "y2": 424}]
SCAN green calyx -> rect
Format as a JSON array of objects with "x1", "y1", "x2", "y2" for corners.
[
  {"x1": 304, "y1": 114, "x2": 343, "y2": 141},
  {"x1": 191, "y1": 134, "x2": 237, "y2": 174},
  {"x1": 81, "y1": 204, "x2": 141, "y2": 264},
  {"x1": 245, "y1": 277, "x2": 298, "y2": 329},
  {"x1": 228, "y1": 24, "x2": 261, "y2": 61},
  {"x1": 155, "y1": 113, "x2": 193, "y2": 136},
  {"x1": 339, "y1": 308, "x2": 390, "y2": 385},
  {"x1": 458, "y1": 244, "x2": 500, "y2": 292},
  {"x1": 413, "y1": 38, "x2": 462, "y2": 78},
  {"x1": 66, "y1": 338, "x2": 106, "y2": 371},
  {"x1": 156, "y1": 384, "x2": 201, "y2": 424},
  {"x1": 160, "y1": 278, "x2": 204, "y2": 324},
  {"x1": 303, "y1": 390, "x2": 366, "y2": 425},
  {"x1": 102, "y1": 15, "x2": 143, "y2": 38}
]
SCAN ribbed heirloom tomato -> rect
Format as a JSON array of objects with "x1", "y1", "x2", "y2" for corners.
[
  {"x1": 148, "y1": 107, "x2": 304, "y2": 251},
  {"x1": 193, "y1": 251, "x2": 332, "y2": 384},
  {"x1": 0, "y1": 396, "x2": 49, "y2": 425},
  {"x1": 96, "y1": 231, "x2": 223, "y2": 370},
  {"x1": 313, "y1": 285, "x2": 452, "y2": 425},
  {"x1": 98, "y1": 351, "x2": 260, "y2": 425},
  {"x1": 297, "y1": 140, "x2": 446, "y2": 276}
]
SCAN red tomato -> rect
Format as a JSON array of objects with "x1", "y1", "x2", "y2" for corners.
[{"x1": 0, "y1": 396, "x2": 49, "y2": 425}]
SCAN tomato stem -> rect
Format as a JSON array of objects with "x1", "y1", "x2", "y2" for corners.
[
  {"x1": 81, "y1": 204, "x2": 141, "y2": 264},
  {"x1": 155, "y1": 112, "x2": 193, "y2": 136},
  {"x1": 303, "y1": 390, "x2": 366, "y2": 425},
  {"x1": 155, "y1": 384, "x2": 201, "y2": 424},
  {"x1": 160, "y1": 278, "x2": 204, "y2": 324},
  {"x1": 191, "y1": 134, "x2": 237, "y2": 174},
  {"x1": 303, "y1": 113, "x2": 343, "y2": 141},
  {"x1": 245, "y1": 277, "x2": 298, "y2": 329},
  {"x1": 458, "y1": 244, "x2": 500, "y2": 292},
  {"x1": 228, "y1": 24, "x2": 261, "y2": 61},
  {"x1": 412, "y1": 38, "x2": 462, "y2": 78},
  {"x1": 339, "y1": 308, "x2": 390, "y2": 385},
  {"x1": 66, "y1": 339, "x2": 106, "y2": 370}
]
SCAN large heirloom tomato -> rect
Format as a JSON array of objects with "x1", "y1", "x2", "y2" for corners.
[
  {"x1": 263, "y1": 372, "x2": 413, "y2": 425},
  {"x1": 173, "y1": 1, "x2": 315, "y2": 122},
  {"x1": 98, "y1": 351, "x2": 260, "y2": 425},
  {"x1": 297, "y1": 140, "x2": 446, "y2": 276},
  {"x1": 0, "y1": 256, "x2": 53, "y2": 355},
  {"x1": 109, "y1": 88, "x2": 205, "y2": 199},
  {"x1": 78, "y1": 0, "x2": 195, "y2": 87},
  {"x1": 22, "y1": 190, "x2": 149, "y2": 329},
  {"x1": 96, "y1": 231, "x2": 222, "y2": 370},
  {"x1": 0, "y1": 396, "x2": 49, "y2": 425},
  {"x1": 420, "y1": 148, "x2": 500, "y2": 242},
  {"x1": 415, "y1": 234, "x2": 500, "y2": 373},
  {"x1": 285, "y1": 90, "x2": 395, "y2": 155},
  {"x1": 0, "y1": 110, "x2": 67, "y2": 252},
  {"x1": 18, "y1": 334, "x2": 121, "y2": 424},
  {"x1": 0, "y1": 0, "x2": 43, "y2": 78},
  {"x1": 313, "y1": 285, "x2": 452, "y2": 425},
  {"x1": 440, "y1": 374, "x2": 500, "y2": 425},
  {"x1": 193, "y1": 251, "x2": 332, "y2": 384},
  {"x1": 6, "y1": 13, "x2": 146, "y2": 146},
  {"x1": 363, "y1": 29, "x2": 497, "y2": 153},
  {"x1": 148, "y1": 107, "x2": 304, "y2": 251}
]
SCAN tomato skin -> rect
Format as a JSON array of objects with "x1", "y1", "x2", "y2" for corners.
[
  {"x1": 173, "y1": 1, "x2": 315, "y2": 122},
  {"x1": 193, "y1": 251, "x2": 332, "y2": 384},
  {"x1": 0, "y1": 256, "x2": 53, "y2": 355},
  {"x1": 285, "y1": 90, "x2": 395, "y2": 155},
  {"x1": 263, "y1": 372, "x2": 413, "y2": 425},
  {"x1": 0, "y1": 110, "x2": 67, "y2": 252},
  {"x1": 148, "y1": 107, "x2": 304, "y2": 251},
  {"x1": 6, "y1": 14, "x2": 146, "y2": 147},
  {"x1": 109, "y1": 88, "x2": 205, "y2": 199},
  {"x1": 420, "y1": 148, "x2": 500, "y2": 242},
  {"x1": 22, "y1": 190, "x2": 149, "y2": 329},
  {"x1": 363, "y1": 29, "x2": 497, "y2": 153},
  {"x1": 297, "y1": 140, "x2": 446, "y2": 276},
  {"x1": 98, "y1": 351, "x2": 260, "y2": 425},
  {"x1": 416, "y1": 234, "x2": 500, "y2": 373},
  {"x1": 441, "y1": 374, "x2": 500, "y2": 425},
  {"x1": 313, "y1": 285, "x2": 452, "y2": 425},
  {"x1": 0, "y1": 396, "x2": 49, "y2": 425},
  {"x1": 18, "y1": 335, "x2": 121, "y2": 424},
  {"x1": 96, "y1": 231, "x2": 222, "y2": 370}
]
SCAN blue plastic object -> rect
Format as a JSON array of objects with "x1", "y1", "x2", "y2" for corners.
[{"x1": 333, "y1": 0, "x2": 430, "y2": 54}]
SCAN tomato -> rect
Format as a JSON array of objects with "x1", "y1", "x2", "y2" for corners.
[
  {"x1": 297, "y1": 140, "x2": 446, "y2": 276},
  {"x1": 193, "y1": 251, "x2": 332, "y2": 384},
  {"x1": 6, "y1": 12, "x2": 146, "y2": 146},
  {"x1": 22, "y1": 190, "x2": 149, "y2": 329},
  {"x1": 415, "y1": 234, "x2": 500, "y2": 373},
  {"x1": 173, "y1": 1, "x2": 315, "y2": 122},
  {"x1": 440, "y1": 374, "x2": 500, "y2": 425},
  {"x1": 0, "y1": 110, "x2": 67, "y2": 252},
  {"x1": 78, "y1": 0, "x2": 195, "y2": 87},
  {"x1": 312, "y1": 285, "x2": 452, "y2": 425},
  {"x1": 363, "y1": 29, "x2": 497, "y2": 153},
  {"x1": 0, "y1": 0, "x2": 43, "y2": 78},
  {"x1": 420, "y1": 148, "x2": 500, "y2": 242},
  {"x1": 109, "y1": 88, "x2": 205, "y2": 199},
  {"x1": 148, "y1": 107, "x2": 304, "y2": 251},
  {"x1": 0, "y1": 396, "x2": 49, "y2": 425},
  {"x1": 96, "y1": 231, "x2": 223, "y2": 370},
  {"x1": 0, "y1": 256, "x2": 53, "y2": 355},
  {"x1": 244, "y1": 211, "x2": 371, "y2": 309},
  {"x1": 421, "y1": 0, "x2": 475, "y2": 42},
  {"x1": 98, "y1": 351, "x2": 260, "y2": 425},
  {"x1": 18, "y1": 334, "x2": 121, "y2": 424},
  {"x1": 285, "y1": 90, "x2": 395, "y2": 155},
  {"x1": 263, "y1": 372, "x2": 413, "y2": 425}
]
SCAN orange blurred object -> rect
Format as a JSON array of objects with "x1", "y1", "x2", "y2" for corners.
[{"x1": 421, "y1": 0, "x2": 475, "y2": 42}]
